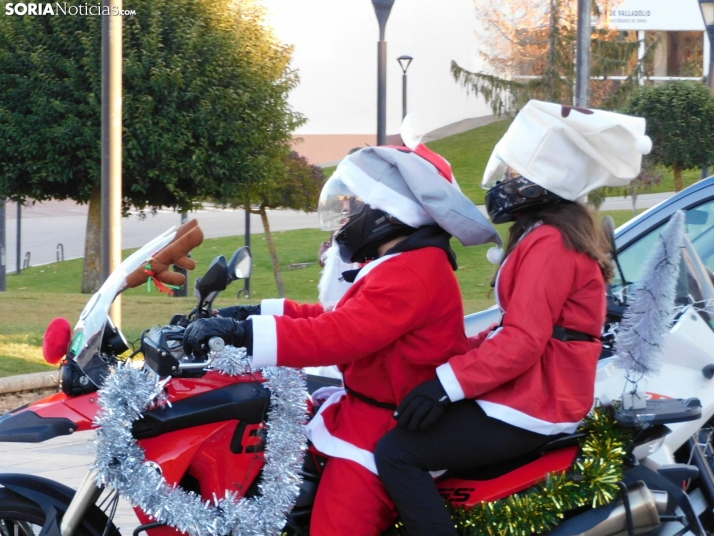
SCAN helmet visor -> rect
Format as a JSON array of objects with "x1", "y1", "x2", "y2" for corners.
[
  {"x1": 318, "y1": 171, "x2": 365, "y2": 231},
  {"x1": 482, "y1": 157, "x2": 524, "y2": 191}
]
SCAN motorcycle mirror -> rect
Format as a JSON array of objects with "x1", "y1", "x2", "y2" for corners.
[
  {"x1": 195, "y1": 256, "x2": 228, "y2": 300},
  {"x1": 227, "y1": 247, "x2": 252, "y2": 281}
]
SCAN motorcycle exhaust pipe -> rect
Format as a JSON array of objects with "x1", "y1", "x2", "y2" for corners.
[{"x1": 576, "y1": 481, "x2": 667, "y2": 536}]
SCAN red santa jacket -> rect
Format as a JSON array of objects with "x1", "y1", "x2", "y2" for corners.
[
  {"x1": 251, "y1": 247, "x2": 469, "y2": 473},
  {"x1": 436, "y1": 224, "x2": 606, "y2": 435}
]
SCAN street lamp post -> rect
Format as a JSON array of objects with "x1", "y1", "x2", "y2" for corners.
[
  {"x1": 700, "y1": 0, "x2": 714, "y2": 92},
  {"x1": 575, "y1": 0, "x2": 592, "y2": 108},
  {"x1": 0, "y1": 200, "x2": 5, "y2": 291},
  {"x1": 172, "y1": 212, "x2": 189, "y2": 297},
  {"x1": 397, "y1": 55, "x2": 413, "y2": 120},
  {"x1": 101, "y1": 0, "x2": 123, "y2": 326},
  {"x1": 699, "y1": 0, "x2": 714, "y2": 177},
  {"x1": 15, "y1": 202, "x2": 21, "y2": 274},
  {"x1": 372, "y1": 0, "x2": 395, "y2": 146}
]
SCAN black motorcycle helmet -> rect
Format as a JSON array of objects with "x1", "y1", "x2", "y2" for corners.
[
  {"x1": 333, "y1": 204, "x2": 417, "y2": 263},
  {"x1": 484, "y1": 162, "x2": 563, "y2": 224}
]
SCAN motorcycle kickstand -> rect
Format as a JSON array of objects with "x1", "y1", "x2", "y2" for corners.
[{"x1": 58, "y1": 469, "x2": 104, "y2": 536}]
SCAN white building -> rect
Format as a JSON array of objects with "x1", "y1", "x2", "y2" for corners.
[
  {"x1": 599, "y1": 0, "x2": 709, "y2": 82},
  {"x1": 264, "y1": 0, "x2": 711, "y2": 166},
  {"x1": 263, "y1": 0, "x2": 492, "y2": 165}
]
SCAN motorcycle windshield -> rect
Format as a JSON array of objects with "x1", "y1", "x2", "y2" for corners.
[{"x1": 67, "y1": 227, "x2": 178, "y2": 377}]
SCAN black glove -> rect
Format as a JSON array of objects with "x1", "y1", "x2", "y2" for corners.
[
  {"x1": 216, "y1": 304, "x2": 261, "y2": 321},
  {"x1": 183, "y1": 317, "x2": 253, "y2": 358},
  {"x1": 394, "y1": 379, "x2": 451, "y2": 431}
]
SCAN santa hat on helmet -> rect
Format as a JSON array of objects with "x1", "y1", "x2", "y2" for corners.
[
  {"x1": 334, "y1": 141, "x2": 501, "y2": 247},
  {"x1": 483, "y1": 100, "x2": 652, "y2": 201}
]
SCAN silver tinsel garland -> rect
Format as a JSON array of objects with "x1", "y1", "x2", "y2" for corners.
[
  {"x1": 614, "y1": 210, "x2": 685, "y2": 379},
  {"x1": 93, "y1": 347, "x2": 308, "y2": 536}
]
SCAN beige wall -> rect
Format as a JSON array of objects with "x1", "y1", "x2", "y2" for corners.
[
  {"x1": 293, "y1": 133, "x2": 408, "y2": 166},
  {"x1": 292, "y1": 134, "x2": 375, "y2": 166}
]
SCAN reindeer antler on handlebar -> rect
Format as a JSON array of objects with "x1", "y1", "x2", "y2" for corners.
[{"x1": 126, "y1": 219, "x2": 204, "y2": 292}]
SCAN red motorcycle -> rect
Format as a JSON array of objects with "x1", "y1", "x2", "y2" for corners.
[{"x1": 0, "y1": 225, "x2": 707, "y2": 536}]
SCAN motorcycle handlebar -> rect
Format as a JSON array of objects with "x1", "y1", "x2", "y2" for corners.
[{"x1": 208, "y1": 337, "x2": 225, "y2": 352}]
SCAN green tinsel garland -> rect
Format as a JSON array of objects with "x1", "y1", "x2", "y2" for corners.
[{"x1": 387, "y1": 407, "x2": 632, "y2": 536}]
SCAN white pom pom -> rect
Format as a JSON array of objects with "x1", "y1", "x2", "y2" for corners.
[
  {"x1": 487, "y1": 246, "x2": 504, "y2": 265},
  {"x1": 400, "y1": 113, "x2": 422, "y2": 150},
  {"x1": 636, "y1": 135, "x2": 652, "y2": 155}
]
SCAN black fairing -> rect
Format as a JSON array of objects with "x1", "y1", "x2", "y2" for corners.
[
  {"x1": 132, "y1": 382, "x2": 270, "y2": 439},
  {"x1": 0, "y1": 410, "x2": 76, "y2": 443}
]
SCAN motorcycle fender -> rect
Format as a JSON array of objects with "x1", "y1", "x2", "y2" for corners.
[{"x1": 0, "y1": 473, "x2": 118, "y2": 536}]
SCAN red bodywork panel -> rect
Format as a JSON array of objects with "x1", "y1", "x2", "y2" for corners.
[
  {"x1": 436, "y1": 446, "x2": 579, "y2": 507},
  {"x1": 7, "y1": 370, "x2": 579, "y2": 534}
]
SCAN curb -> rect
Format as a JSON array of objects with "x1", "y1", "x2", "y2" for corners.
[
  {"x1": 0, "y1": 371, "x2": 58, "y2": 414},
  {"x1": 0, "y1": 371, "x2": 57, "y2": 395}
]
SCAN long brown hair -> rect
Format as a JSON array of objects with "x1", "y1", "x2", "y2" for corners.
[{"x1": 497, "y1": 201, "x2": 614, "y2": 282}]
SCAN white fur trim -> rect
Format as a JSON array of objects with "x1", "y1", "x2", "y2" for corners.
[
  {"x1": 318, "y1": 243, "x2": 353, "y2": 310},
  {"x1": 304, "y1": 366, "x2": 343, "y2": 380},
  {"x1": 487, "y1": 246, "x2": 504, "y2": 265},
  {"x1": 249, "y1": 315, "x2": 278, "y2": 368},
  {"x1": 338, "y1": 159, "x2": 434, "y2": 228},
  {"x1": 305, "y1": 389, "x2": 379, "y2": 474},
  {"x1": 353, "y1": 253, "x2": 401, "y2": 284},
  {"x1": 436, "y1": 363, "x2": 466, "y2": 403},
  {"x1": 260, "y1": 299, "x2": 285, "y2": 316},
  {"x1": 476, "y1": 400, "x2": 580, "y2": 435}
]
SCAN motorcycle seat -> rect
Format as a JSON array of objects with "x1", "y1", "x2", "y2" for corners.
[
  {"x1": 306, "y1": 374, "x2": 343, "y2": 395},
  {"x1": 436, "y1": 438, "x2": 582, "y2": 507},
  {"x1": 439, "y1": 432, "x2": 584, "y2": 482}
]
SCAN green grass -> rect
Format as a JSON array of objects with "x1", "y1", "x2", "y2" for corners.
[
  {"x1": 427, "y1": 120, "x2": 513, "y2": 205},
  {"x1": 0, "y1": 208, "x2": 637, "y2": 377}
]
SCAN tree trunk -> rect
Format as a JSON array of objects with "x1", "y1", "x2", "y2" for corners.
[
  {"x1": 629, "y1": 183, "x2": 638, "y2": 215},
  {"x1": 81, "y1": 185, "x2": 102, "y2": 294},
  {"x1": 673, "y1": 164, "x2": 684, "y2": 192},
  {"x1": 259, "y1": 205, "x2": 285, "y2": 298}
]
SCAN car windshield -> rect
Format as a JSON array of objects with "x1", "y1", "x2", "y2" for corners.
[{"x1": 613, "y1": 222, "x2": 714, "y2": 331}]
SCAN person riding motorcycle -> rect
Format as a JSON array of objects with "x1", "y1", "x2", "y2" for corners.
[
  {"x1": 374, "y1": 101, "x2": 653, "y2": 536},
  {"x1": 183, "y1": 144, "x2": 501, "y2": 535}
]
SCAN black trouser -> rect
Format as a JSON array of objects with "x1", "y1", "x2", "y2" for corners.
[{"x1": 375, "y1": 400, "x2": 551, "y2": 536}]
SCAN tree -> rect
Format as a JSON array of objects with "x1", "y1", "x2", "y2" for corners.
[
  {"x1": 452, "y1": 0, "x2": 654, "y2": 113},
  {"x1": 223, "y1": 151, "x2": 324, "y2": 298},
  {"x1": 622, "y1": 81, "x2": 714, "y2": 192},
  {"x1": 0, "y1": 0, "x2": 301, "y2": 292}
]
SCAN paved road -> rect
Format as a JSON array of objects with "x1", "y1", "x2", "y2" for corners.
[
  {"x1": 0, "y1": 432, "x2": 140, "y2": 533},
  {"x1": 2, "y1": 200, "x2": 321, "y2": 269},
  {"x1": 1, "y1": 192, "x2": 674, "y2": 270}
]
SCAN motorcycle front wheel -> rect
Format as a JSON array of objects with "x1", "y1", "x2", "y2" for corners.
[{"x1": 0, "y1": 488, "x2": 98, "y2": 536}]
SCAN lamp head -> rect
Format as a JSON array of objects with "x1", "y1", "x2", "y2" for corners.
[
  {"x1": 700, "y1": 0, "x2": 714, "y2": 27},
  {"x1": 372, "y1": 0, "x2": 395, "y2": 37},
  {"x1": 397, "y1": 55, "x2": 413, "y2": 74}
]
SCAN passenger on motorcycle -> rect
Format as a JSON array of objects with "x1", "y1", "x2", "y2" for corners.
[
  {"x1": 375, "y1": 100, "x2": 653, "y2": 536},
  {"x1": 183, "y1": 144, "x2": 501, "y2": 535}
]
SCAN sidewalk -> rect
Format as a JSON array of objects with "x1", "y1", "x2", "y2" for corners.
[{"x1": 0, "y1": 432, "x2": 139, "y2": 532}]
